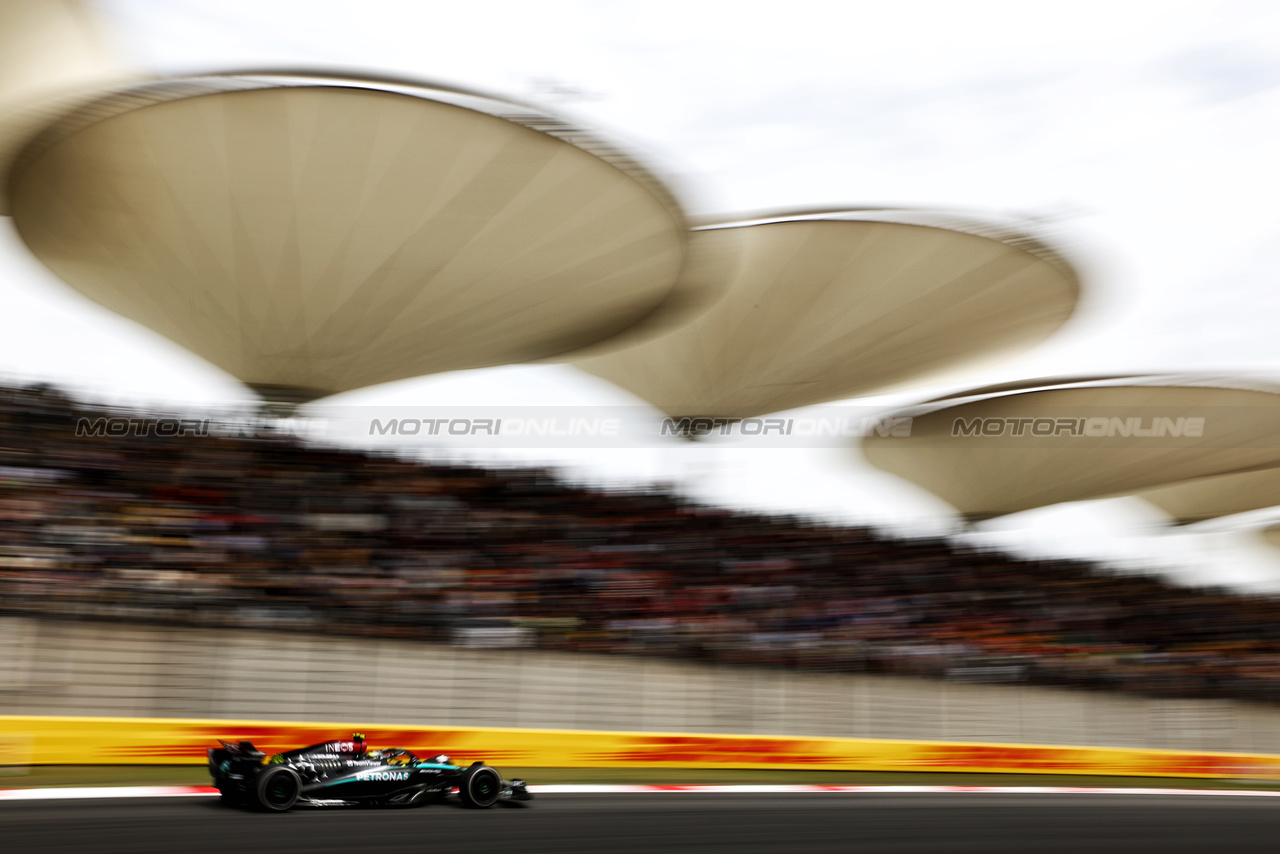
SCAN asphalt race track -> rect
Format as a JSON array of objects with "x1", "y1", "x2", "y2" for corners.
[{"x1": 4, "y1": 792, "x2": 1280, "y2": 853}]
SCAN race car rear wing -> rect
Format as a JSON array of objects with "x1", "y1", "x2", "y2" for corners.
[{"x1": 217, "y1": 740, "x2": 265, "y2": 757}]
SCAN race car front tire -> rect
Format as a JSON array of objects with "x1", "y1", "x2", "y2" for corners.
[
  {"x1": 256, "y1": 767, "x2": 301, "y2": 812},
  {"x1": 459, "y1": 764, "x2": 502, "y2": 809}
]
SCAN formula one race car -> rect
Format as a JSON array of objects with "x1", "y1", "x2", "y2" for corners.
[{"x1": 208, "y1": 733, "x2": 532, "y2": 811}]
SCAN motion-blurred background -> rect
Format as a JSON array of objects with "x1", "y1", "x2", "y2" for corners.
[{"x1": 4, "y1": 0, "x2": 1280, "y2": 761}]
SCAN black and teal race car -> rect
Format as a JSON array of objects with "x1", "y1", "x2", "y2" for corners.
[{"x1": 208, "y1": 733, "x2": 531, "y2": 811}]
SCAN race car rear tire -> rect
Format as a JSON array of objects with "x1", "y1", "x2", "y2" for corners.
[
  {"x1": 256, "y1": 767, "x2": 301, "y2": 812},
  {"x1": 459, "y1": 765, "x2": 502, "y2": 809}
]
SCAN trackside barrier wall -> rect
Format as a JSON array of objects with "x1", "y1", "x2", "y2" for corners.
[
  {"x1": 5, "y1": 617, "x2": 1280, "y2": 755},
  {"x1": 3, "y1": 715, "x2": 1280, "y2": 778}
]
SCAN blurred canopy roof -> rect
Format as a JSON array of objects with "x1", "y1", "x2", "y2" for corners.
[
  {"x1": 862, "y1": 378, "x2": 1280, "y2": 521},
  {"x1": 0, "y1": 0, "x2": 144, "y2": 215},
  {"x1": 1140, "y1": 468, "x2": 1280, "y2": 525},
  {"x1": 574, "y1": 210, "x2": 1081, "y2": 420},
  {"x1": 1, "y1": 6, "x2": 1083, "y2": 408},
  {"x1": 9, "y1": 74, "x2": 696, "y2": 401}
]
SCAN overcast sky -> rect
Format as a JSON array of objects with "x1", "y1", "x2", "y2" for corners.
[{"x1": 4, "y1": 0, "x2": 1280, "y2": 587}]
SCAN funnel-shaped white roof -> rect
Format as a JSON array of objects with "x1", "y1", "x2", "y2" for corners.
[
  {"x1": 10, "y1": 74, "x2": 691, "y2": 400},
  {"x1": 0, "y1": 0, "x2": 144, "y2": 214},
  {"x1": 574, "y1": 210, "x2": 1081, "y2": 419},
  {"x1": 863, "y1": 377, "x2": 1280, "y2": 521},
  {"x1": 1141, "y1": 468, "x2": 1280, "y2": 525}
]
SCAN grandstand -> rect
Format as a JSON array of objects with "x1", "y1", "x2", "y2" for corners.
[{"x1": 4, "y1": 381, "x2": 1280, "y2": 707}]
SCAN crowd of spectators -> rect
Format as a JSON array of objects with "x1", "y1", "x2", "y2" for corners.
[{"x1": 3, "y1": 382, "x2": 1280, "y2": 704}]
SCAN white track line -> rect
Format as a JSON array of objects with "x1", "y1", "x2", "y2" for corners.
[
  {"x1": 0, "y1": 786, "x2": 216, "y2": 801},
  {"x1": 532, "y1": 784, "x2": 1280, "y2": 797},
  {"x1": 3, "y1": 784, "x2": 1280, "y2": 801}
]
